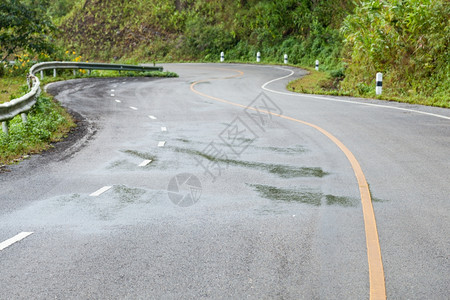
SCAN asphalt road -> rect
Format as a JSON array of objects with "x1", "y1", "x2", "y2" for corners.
[{"x1": 0, "y1": 63, "x2": 449, "y2": 299}]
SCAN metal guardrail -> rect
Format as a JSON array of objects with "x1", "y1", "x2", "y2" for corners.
[
  {"x1": 0, "y1": 61, "x2": 163, "y2": 134},
  {"x1": 30, "y1": 61, "x2": 163, "y2": 76}
]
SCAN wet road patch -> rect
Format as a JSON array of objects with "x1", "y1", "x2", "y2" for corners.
[
  {"x1": 123, "y1": 150, "x2": 156, "y2": 161},
  {"x1": 249, "y1": 184, "x2": 360, "y2": 207},
  {"x1": 174, "y1": 147, "x2": 328, "y2": 178}
]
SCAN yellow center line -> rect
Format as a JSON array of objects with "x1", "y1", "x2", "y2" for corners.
[{"x1": 189, "y1": 67, "x2": 386, "y2": 300}]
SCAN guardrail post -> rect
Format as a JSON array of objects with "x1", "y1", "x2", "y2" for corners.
[
  {"x1": 40, "y1": 70, "x2": 44, "y2": 80},
  {"x1": 73, "y1": 70, "x2": 76, "y2": 76},
  {"x1": 21, "y1": 113, "x2": 28, "y2": 123},
  {"x1": 315, "y1": 60, "x2": 319, "y2": 71},
  {"x1": 2, "y1": 121, "x2": 8, "y2": 135},
  {"x1": 376, "y1": 72, "x2": 383, "y2": 95},
  {"x1": 257, "y1": 52, "x2": 261, "y2": 62},
  {"x1": 284, "y1": 54, "x2": 288, "y2": 64},
  {"x1": 220, "y1": 52, "x2": 224, "y2": 62},
  {"x1": 88, "y1": 70, "x2": 91, "y2": 75},
  {"x1": 53, "y1": 69, "x2": 56, "y2": 77}
]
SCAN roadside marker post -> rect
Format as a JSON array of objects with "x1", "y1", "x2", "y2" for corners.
[
  {"x1": 315, "y1": 60, "x2": 319, "y2": 71},
  {"x1": 220, "y1": 52, "x2": 224, "y2": 62},
  {"x1": 257, "y1": 52, "x2": 261, "y2": 63},
  {"x1": 284, "y1": 54, "x2": 288, "y2": 64},
  {"x1": 376, "y1": 73, "x2": 383, "y2": 95},
  {"x1": 2, "y1": 121, "x2": 8, "y2": 134}
]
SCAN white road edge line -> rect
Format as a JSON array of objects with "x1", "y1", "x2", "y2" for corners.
[
  {"x1": 90, "y1": 186, "x2": 112, "y2": 197},
  {"x1": 138, "y1": 159, "x2": 152, "y2": 167},
  {"x1": 158, "y1": 141, "x2": 166, "y2": 147},
  {"x1": 161, "y1": 126, "x2": 167, "y2": 132},
  {"x1": 149, "y1": 115, "x2": 157, "y2": 120},
  {"x1": 262, "y1": 68, "x2": 450, "y2": 120},
  {"x1": 0, "y1": 232, "x2": 34, "y2": 251},
  {"x1": 130, "y1": 106, "x2": 138, "y2": 110}
]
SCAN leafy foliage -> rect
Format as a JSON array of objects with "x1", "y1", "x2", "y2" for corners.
[
  {"x1": 341, "y1": 0, "x2": 449, "y2": 102},
  {"x1": 0, "y1": 0, "x2": 56, "y2": 62},
  {"x1": 58, "y1": 0, "x2": 353, "y2": 69}
]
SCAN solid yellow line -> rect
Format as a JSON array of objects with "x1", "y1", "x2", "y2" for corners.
[{"x1": 189, "y1": 67, "x2": 386, "y2": 300}]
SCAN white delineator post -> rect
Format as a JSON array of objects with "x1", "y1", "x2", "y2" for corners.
[
  {"x1": 315, "y1": 60, "x2": 319, "y2": 71},
  {"x1": 376, "y1": 72, "x2": 383, "y2": 95},
  {"x1": 284, "y1": 54, "x2": 288, "y2": 64},
  {"x1": 2, "y1": 121, "x2": 8, "y2": 134},
  {"x1": 220, "y1": 52, "x2": 224, "y2": 62},
  {"x1": 257, "y1": 51, "x2": 261, "y2": 62}
]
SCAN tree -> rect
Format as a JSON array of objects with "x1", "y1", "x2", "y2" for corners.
[{"x1": 0, "y1": 0, "x2": 55, "y2": 62}]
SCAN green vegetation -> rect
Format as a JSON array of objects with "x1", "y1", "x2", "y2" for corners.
[
  {"x1": 0, "y1": 93, "x2": 76, "y2": 164},
  {"x1": 288, "y1": 0, "x2": 449, "y2": 107},
  {"x1": 0, "y1": 77, "x2": 26, "y2": 103},
  {"x1": 0, "y1": 0, "x2": 55, "y2": 62},
  {"x1": 57, "y1": 0, "x2": 352, "y2": 70},
  {"x1": 340, "y1": 0, "x2": 449, "y2": 106}
]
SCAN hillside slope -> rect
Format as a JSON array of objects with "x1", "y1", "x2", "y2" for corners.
[
  {"x1": 58, "y1": 0, "x2": 448, "y2": 105},
  {"x1": 59, "y1": 0, "x2": 352, "y2": 68}
]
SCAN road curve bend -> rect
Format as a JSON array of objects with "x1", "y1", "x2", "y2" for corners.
[{"x1": 0, "y1": 63, "x2": 448, "y2": 299}]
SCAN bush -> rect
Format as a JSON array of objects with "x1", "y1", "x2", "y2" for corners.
[
  {"x1": 341, "y1": 0, "x2": 449, "y2": 101},
  {"x1": 0, "y1": 94, "x2": 75, "y2": 163}
]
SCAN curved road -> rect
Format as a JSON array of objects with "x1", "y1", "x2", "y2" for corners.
[{"x1": 0, "y1": 63, "x2": 449, "y2": 299}]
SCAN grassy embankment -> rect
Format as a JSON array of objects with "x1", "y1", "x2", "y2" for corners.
[{"x1": 287, "y1": 68, "x2": 450, "y2": 108}]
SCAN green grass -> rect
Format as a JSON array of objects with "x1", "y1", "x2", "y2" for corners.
[
  {"x1": 287, "y1": 68, "x2": 450, "y2": 108},
  {"x1": 0, "y1": 77, "x2": 27, "y2": 104},
  {"x1": 0, "y1": 93, "x2": 76, "y2": 164}
]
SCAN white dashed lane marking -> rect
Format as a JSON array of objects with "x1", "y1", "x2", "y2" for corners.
[
  {"x1": 111, "y1": 94, "x2": 115, "y2": 97},
  {"x1": 138, "y1": 159, "x2": 152, "y2": 167},
  {"x1": 149, "y1": 115, "x2": 157, "y2": 120},
  {"x1": 89, "y1": 186, "x2": 112, "y2": 197},
  {"x1": 115, "y1": 100, "x2": 121, "y2": 103},
  {"x1": 158, "y1": 141, "x2": 166, "y2": 147},
  {"x1": 0, "y1": 232, "x2": 34, "y2": 251},
  {"x1": 161, "y1": 127, "x2": 167, "y2": 132},
  {"x1": 129, "y1": 106, "x2": 138, "y2": 110}
]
